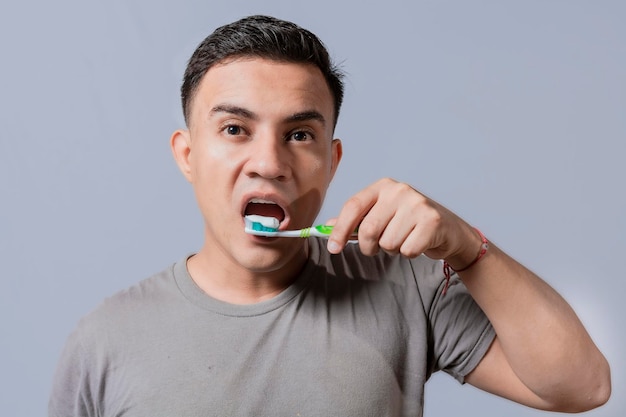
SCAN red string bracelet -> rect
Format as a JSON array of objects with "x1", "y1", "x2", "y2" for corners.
[{"x1": 442, "y1": 228, "x2": 489, "y2": 295}]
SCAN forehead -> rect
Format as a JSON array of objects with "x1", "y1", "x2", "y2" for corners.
[{"x1": 189, "y1": 58, "x2": 334, "y2": 125}]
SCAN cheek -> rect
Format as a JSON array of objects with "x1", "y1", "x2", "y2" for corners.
[
  {"x1": 309, "y1": 158, "x2": 323, "y2": 175},
  {"x1": 205, "y1": 141, "x2": 228, "y2": 161},
  {"x1": 308, "y1": 153, "x2": 334, "y2": 181},
  {"x1": 210, "y1": 141, "x2": 245, "y2": 171},
  {"x1": 193, "y1": 143, "x2": 239, "y2": 177}
]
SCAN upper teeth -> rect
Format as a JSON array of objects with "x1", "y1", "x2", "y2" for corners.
[{"x1": 249, "y1": 198, "x2": 276, "y2": 204}]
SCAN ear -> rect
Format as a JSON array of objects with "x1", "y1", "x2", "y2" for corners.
[
  {"x1": 170, "y1": 129, "x2": 193, "y2": 182},
  {"x1": 329, "y1": 138, "x2": 343, "y2": 181}
]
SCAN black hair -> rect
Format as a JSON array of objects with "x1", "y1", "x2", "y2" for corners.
[{"x1": 181, "y1": 15, "x2": 344, "y2": 127}]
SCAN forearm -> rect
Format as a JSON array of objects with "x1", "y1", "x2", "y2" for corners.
[{"x1": 457, "y1": 242, "x2": 611, "y2": 410}]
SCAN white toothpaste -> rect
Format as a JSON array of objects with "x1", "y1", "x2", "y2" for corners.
[{"x1": 244, "y1": 215, "x2": 280, "y2": 229}]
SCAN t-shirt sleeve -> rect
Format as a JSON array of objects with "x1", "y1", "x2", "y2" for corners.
[
  {"x1": 420, "y1": 262, "x2": 496, "y2": 383},
  {"x1": 48, "y1": 323, "x2": 98, "y2": 417}
]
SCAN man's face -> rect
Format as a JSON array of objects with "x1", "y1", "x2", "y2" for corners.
[{"x1": 172, "y1": 58, "x2": 342, "y2": 275}]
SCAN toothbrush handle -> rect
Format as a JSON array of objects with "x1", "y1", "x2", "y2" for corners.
[{"x1": 308, "y1": 226, "x2": 358, "y2": 240}]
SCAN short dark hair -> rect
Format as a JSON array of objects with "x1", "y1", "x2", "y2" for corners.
[{"x1": 181, "y1": 15, "x2": 344, "y2": 127}]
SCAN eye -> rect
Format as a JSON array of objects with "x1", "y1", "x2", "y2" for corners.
[
  {"x1": 286, "y1": 130, "x2": 313, "y2": 142},
  {"x1": 224, "y1": 125, "x2": 242, "y2": 136}
]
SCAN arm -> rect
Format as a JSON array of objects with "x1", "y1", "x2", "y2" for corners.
[
  {"x1": 327, "y1": 178, "x2": 611, "y2": 412},
  {"x1": 461, "y1": 243, "x2": 610, "y2": 412}
]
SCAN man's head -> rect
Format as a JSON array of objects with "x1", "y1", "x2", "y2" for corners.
[
  {"x1": 171, "y1": 16, "x2": 344, "y2": 282},
  {"x1": 181, "y1": 15, "x2": 344, "y2": 128}
]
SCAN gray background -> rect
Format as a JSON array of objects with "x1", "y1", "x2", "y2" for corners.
[{"x1": 1, "y1": 1, "x2": 624, "y2": 416}]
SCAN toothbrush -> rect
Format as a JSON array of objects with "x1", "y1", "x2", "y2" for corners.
[{"x1": 244, "y1": 215, "x2": 358, "y2": 239}]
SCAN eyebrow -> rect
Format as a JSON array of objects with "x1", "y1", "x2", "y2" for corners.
[
  {"x1": 210, "y1": 104, "x2": 257, "y2": 120},
  {"x1": 286, "y1": 110, "x2": 326, "y2": 126},
  {"x1": 209, "y1": 104, "x2": 326, "y2": 126}
]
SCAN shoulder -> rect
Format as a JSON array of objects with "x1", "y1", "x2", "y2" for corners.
[{"x1": 72, "y1": 261, "x2": 180, "y2": 343}]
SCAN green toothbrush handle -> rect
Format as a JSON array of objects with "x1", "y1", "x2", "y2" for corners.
[{"x1": 301, "y1": 225, "x2": 358, "y2": 239}]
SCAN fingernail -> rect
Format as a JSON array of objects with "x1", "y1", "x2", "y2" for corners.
[{"x1": 327, "y1": 240, "x2": 341, "y2": 253}]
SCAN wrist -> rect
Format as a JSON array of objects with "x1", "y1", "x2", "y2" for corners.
[
  {"x1": 446, "y1": 228, "x2": 489, "y2": 271},
  {"x1": 442, "y1": 228, "x2": 489, "y2": 295}
]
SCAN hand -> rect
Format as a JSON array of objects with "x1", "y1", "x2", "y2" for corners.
[{"x1": 327, "y1": 178, "x2": 481, "y2": 268}]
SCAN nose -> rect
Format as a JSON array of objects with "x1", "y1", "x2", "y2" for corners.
[{"x1": 244, "y1": 134, "x2": 292, "y2": 181}]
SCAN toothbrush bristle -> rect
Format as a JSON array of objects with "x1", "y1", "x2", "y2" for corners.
[
  {"x1": 254, "y1": 222, "x2": 278, "y2": 232},
  {"x1": 247, "y1": 220, "x2": 279, "y2": 233}
]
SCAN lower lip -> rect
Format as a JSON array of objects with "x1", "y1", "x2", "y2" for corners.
[{"x1": 246, "y1": 233, "x2": 281, "y2": 244}]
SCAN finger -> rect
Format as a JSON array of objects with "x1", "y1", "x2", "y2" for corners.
[
  {"x1": 398, "y1": 225, "x2": 431, "y2": 258},
  {"x1": 355, "y1": 197, "x2": 400, "y2": 256},
  {"x1": 327, "y1": 185, "x2": 380, "y2": 253},
  {"x1": 376, "y1": 210, "x2": 416, "y2": 255},
  {"x1": 402, "y1": 205, "x2": 452, "y2": 259},
  {"x1": 358, "y1": 179, "x2": 424, "y2": 255}
]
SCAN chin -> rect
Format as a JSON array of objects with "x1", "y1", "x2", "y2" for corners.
[{"x1": 237, "y1": 240, "x2": 307, "y2": 273}]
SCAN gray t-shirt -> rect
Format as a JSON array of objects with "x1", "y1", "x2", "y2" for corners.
[{"x1": 49, "y1": 237, "x2": 495, "y2": 417}]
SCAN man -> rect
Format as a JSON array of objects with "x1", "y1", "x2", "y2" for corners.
[{"x1": 49, "y1": 15, "x2": 610, "y2": 416}]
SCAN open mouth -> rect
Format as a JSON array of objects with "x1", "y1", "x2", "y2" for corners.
[{"x1": 244, "y1": 199, "x2": 286, "y2": 225}]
